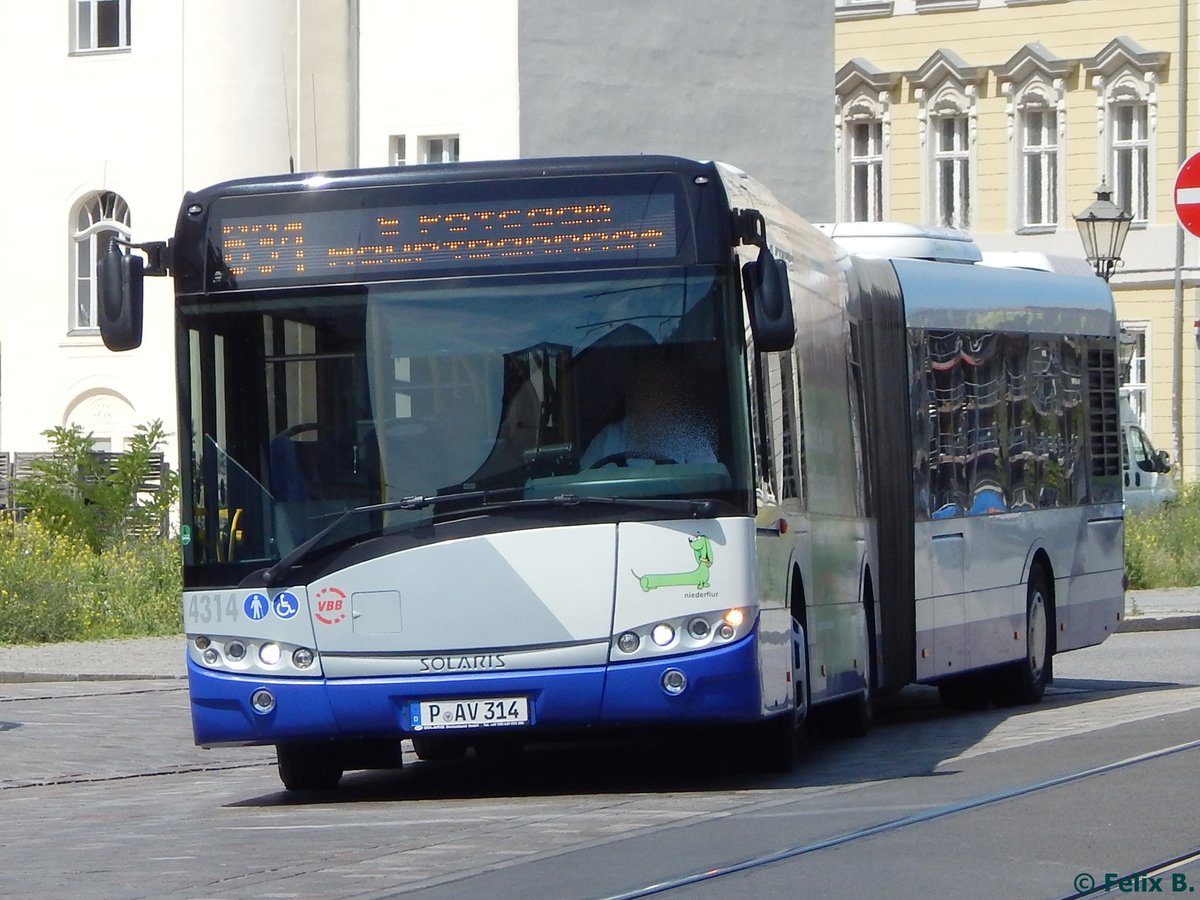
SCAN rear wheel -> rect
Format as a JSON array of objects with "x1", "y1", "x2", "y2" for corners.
[
  {"x1": 276, "y1": 742, "x2": 344, "y2": 791},
  {"x1": 991, "y1": 566, "x2": 1053, "y2": 707}
]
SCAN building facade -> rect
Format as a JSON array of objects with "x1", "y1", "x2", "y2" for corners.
[
  {"x1": 2, "y1": 0, "x2": 832, "y2": 473},
  {"x1": 835, "y1": 0, "x2": 1199, "y2": 478}
]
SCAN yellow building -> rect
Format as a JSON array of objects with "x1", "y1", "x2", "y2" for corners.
[{"x1": 835, "y1": 0, "x2": 1199, "y2": 480}]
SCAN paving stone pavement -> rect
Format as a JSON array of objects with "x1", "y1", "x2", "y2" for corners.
[{"x1": 0, "y1": 590, "x2": 1194, "y2": 683}]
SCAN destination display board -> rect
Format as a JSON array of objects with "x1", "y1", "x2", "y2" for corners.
[{"x1": 207, "y1": 180, "x2": 684, "y2": 289}]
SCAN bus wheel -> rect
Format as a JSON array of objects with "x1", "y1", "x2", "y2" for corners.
[
  {"x1": 837, "y1": 676, "x2": 873, "y2": 738},
  {"x1": 992, "y1": 567, "x2": 1052, "y2": 707},
  {"x1": 276, "y1": 742, "x2": 344, "y2": 791},
  {"x1": 411, "y1": 735, "x2": 467, "y2": 761},
  {"x1": 834, "y1": 600, "x2": 875, "y2": 738}
]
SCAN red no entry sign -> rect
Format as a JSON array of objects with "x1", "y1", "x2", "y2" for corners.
[{"x1": 1175, "y1": 152, "x2": 1200, "y2": 236}]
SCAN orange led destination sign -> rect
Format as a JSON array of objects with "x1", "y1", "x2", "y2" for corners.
[{"x1": 213, "y1": 191, "x2": 679, "y2": 287}]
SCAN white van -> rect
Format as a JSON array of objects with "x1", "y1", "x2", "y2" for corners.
[{"x1": 1122, "y1": 397, "x2": 1178, "y2": 511}]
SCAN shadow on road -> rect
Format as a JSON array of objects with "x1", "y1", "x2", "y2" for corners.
[{"x1": 228, "y1": 675, "x2": 1194, "y2": 808}]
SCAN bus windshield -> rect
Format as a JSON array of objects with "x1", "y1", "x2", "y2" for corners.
[{"x1": 180, "y1": 266, "x2": 752, "y2": 576}]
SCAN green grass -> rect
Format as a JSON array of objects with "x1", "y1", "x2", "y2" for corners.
[
  {"x1": 1125, "y1": 483, "x2": 1200, "y2": 589},
  {"x1": 0, "y1": 518, "x2": 181, "y2": 645}
]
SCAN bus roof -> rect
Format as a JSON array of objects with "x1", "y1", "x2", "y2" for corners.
[
  {"x1": 891, "y1": 256, "x2": 1117, "y2": 337},
  {"x1": 977, "y1": 250, "x2": 1096, "y2": 277},
  {"x1": 814, "y1": 221, "x2": 982, "y2": 263}
]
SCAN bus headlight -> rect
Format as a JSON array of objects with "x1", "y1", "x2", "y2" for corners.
[
  {"x1": 189, "y1": 635, "x2": 321, "y2": 676},
  {"x1": 609, "y1": 608, "x2": 756, "y2": 662},
  {"x1": 651, "y1": 623, "x2": 676, "y2": 647},
  {"x1": 259, "y1": 642, "x2": 282, "y2": 666},
  {"x1": 292, "y1": 647, "x2": 315, "y2": 669}
]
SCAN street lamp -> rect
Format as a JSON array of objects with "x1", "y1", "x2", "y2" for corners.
[{"x1": 1073, "y1": 179, "x2": 1132, "y2": 281}]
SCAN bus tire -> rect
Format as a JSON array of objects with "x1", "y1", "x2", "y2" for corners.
[
  {"x1": 836, "y1": 586, "x2": 876, "y2": 738},
  {"x1": 992, "y1": 566, "x2": 1053, "y2": 707},
  {"x1": 276, "y1": 741, "x2": 344, "y2": 791}
]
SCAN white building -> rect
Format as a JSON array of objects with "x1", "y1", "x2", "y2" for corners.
[{"x1": 3, "y1": 0, "x2": 832, "y2": 464}]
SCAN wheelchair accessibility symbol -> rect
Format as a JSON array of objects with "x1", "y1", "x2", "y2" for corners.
[{"x1": 272, "y1": 591, "x2": 299, "y2": 619}]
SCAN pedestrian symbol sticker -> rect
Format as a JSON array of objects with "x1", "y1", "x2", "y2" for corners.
[
  {"x1": 273, "y1": 591, "x2": 299, "y2": 619},
  {"x1": 244, "y1": 593, "x2": 270, "y2": 621}
]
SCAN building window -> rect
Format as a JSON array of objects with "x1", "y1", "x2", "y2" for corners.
[
  {"x1": 933, "y1": 116, "x2": 970, "y2": 229},
  {"x1": 1020, "y1": 108, "x2": 1058, "y2": 228},
  {"x1": 389, "y1": 135, "x2": 407, "y2": 166},
  {"x1": 72, "y1": 191, "x2": 130, "y2": 332},
  {"x1": 1120, "y1": 324, "x2": 1149, "y2": 426},
  {"x1": 1111, "y1": 101, "x2": 1149, "y2": 222},
  {"x1": 849, "y1": 121, "x2": 884, "y2": 222},
  {"x1": 73, "y1": 0, "x2": 131, "y2": 53},
  {"x1": 421, "y1": 135, "x2": 460, "y2": 164},
  {"x1": 835, "y1": 59, "x2": 897, "y2": 224},
  {"x1": 1084, "y1": 38, "x2": 1168, "y2": 227}
]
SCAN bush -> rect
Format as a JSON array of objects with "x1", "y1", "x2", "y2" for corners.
[
  {"x1": 1125, "y1": 483, "x2": 1200, "y2": 589},
  {"x1": 0, "y1": 420, "x2": 183, "y2": 644},
  {"x1": 0, "y1": 519, "x2": 181, "y2": 643},
  {"x1": 11, "y1": 420, "x2": 179, "y2": 553}
]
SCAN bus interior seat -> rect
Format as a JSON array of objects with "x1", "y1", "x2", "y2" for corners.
[{"x1": 269, "y1": 423, "x2": 323, "y2": 501}]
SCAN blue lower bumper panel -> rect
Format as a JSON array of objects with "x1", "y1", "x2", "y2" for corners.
[{"x1": 189, "y1": 632, "x2": 763, "y2": 747}]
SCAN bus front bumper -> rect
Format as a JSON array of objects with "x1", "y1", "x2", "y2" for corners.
[{"x1": 188, "y1": 630, "x2": 763, "y2": 747}]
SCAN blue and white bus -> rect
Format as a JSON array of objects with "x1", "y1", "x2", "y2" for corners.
[{"x1": 100, "y1": 156, "x2": 1124, "y2": 790}]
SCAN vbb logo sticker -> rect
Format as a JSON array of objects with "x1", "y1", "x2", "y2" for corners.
[{"x1": 314, "y1": 586, "x2": 348, "y2": 625}]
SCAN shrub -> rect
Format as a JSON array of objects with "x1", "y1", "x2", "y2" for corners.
[
  {"x1": 1124, "y1": 483, "x2": 1200, "y2": 589},
  {"x1": 0, "y1": 420, "x2": 183, "y2": 644},
  {"x1": 11, "y1": 420, "x2": 179, "y2": 553},
  {"x1": 0, "y1": 519, "x2": 181, "y2": 643}
]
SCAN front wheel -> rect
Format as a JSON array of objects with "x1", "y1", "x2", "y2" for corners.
[
  {"x1": 992, "y1": 566, "x2": 1053, "y2": 707},
  {"x1": 276, "y1": 742, "x2": 344, "y2": 791}
]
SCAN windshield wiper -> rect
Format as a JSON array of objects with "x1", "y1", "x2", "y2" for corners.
[
  {"x1": 259, "y1": 490, "x2": 716, "y2": 587},
  {"x1": 260, "y1": 487, "x2": 522, "y2": 586}
]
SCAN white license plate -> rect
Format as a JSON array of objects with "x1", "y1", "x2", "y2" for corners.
[{"x1": 415, "y1": 696, "x2": 529, "y2": 731}]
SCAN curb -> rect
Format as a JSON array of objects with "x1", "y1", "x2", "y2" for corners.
[
  {"x1": 1117, "y1": 615, "x2": 1200, "y2": 634},
  {"x1": 0, "y1": 672, "x2": 185, "y2": 684}
]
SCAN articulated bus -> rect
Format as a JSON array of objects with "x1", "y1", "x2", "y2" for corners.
[{"x1": 99, "y1": 156, "x2": 1124, "y2": 790}]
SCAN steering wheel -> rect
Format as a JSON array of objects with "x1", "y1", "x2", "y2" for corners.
[{"x1": 589, "y1": 452, "x2": 678, "y2": 468}]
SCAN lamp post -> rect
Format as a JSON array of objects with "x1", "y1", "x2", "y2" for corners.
[{"x1": 1073, "y1": 179, "x2": 1132, "y2": 281}]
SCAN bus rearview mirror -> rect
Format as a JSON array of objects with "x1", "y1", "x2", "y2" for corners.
[
  {"x1": 98, "y1": 240, "x2": 144, "y2": 351},
  {"x1": 742, "y1": 248, "x2": 795, "y2": 352}
]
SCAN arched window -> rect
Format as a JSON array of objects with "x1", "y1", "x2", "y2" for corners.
[{"x1": 72, "y1": 191, "x2": 130, "y2": 332}]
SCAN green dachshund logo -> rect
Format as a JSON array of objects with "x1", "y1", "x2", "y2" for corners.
[{"x1": 635, "y1": 534, "x2": 713, "y2": 591}]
